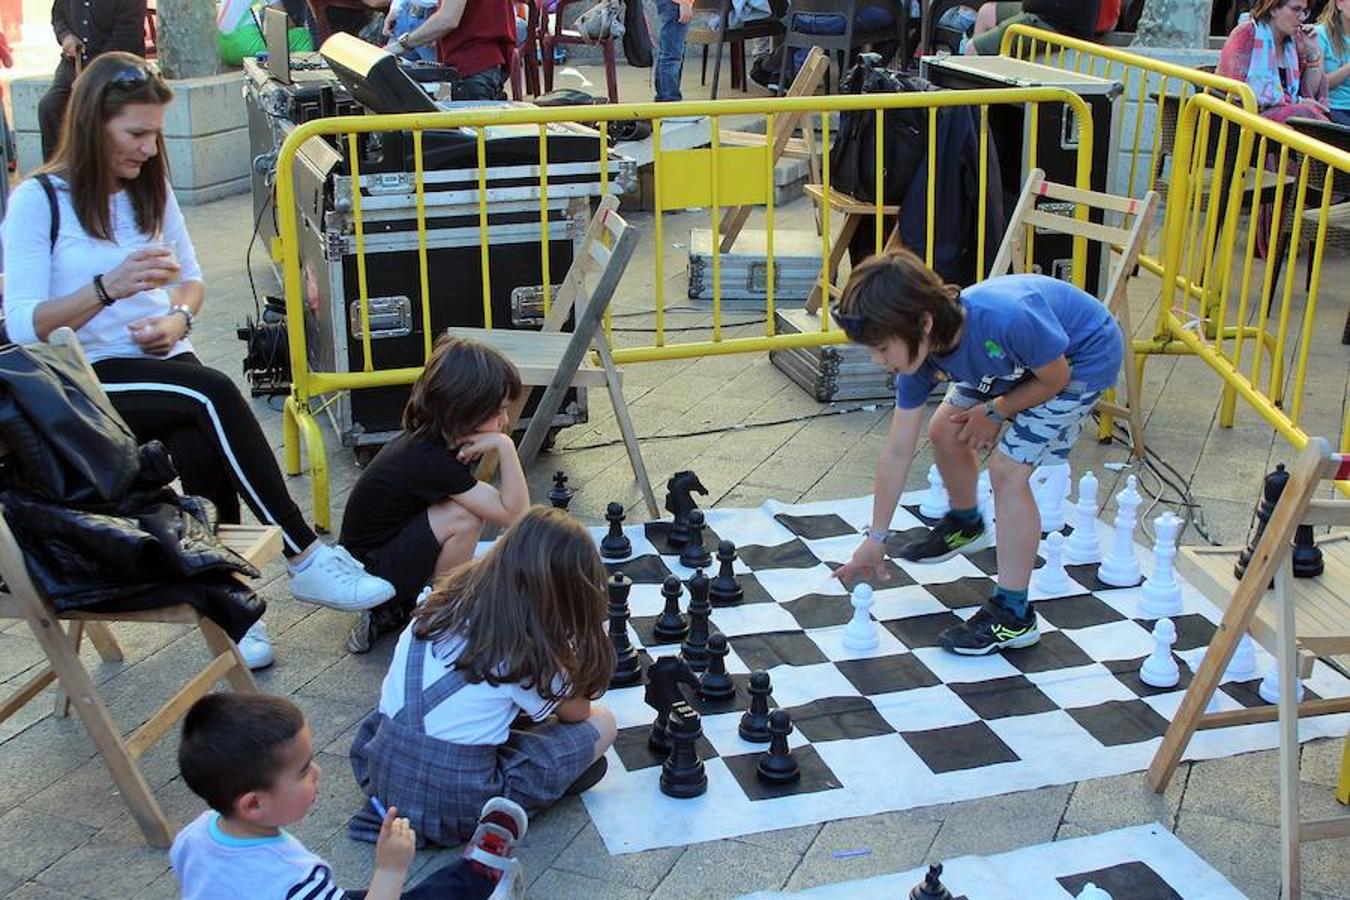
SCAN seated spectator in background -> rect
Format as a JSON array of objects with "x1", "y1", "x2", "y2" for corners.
[
  {"x1": 383, "y1": 0, "x2": 441, "y2": 63},
  {"x1": 966, "y1": 0, "x2": 1103, "y2": 55},
  {"x1": 382, "y1": 0, "x2": 515, "y2": 99},
  {"x1": 1316, "y1": 0, "x2": 1350, "y2": 125},
  {"x1": 1219, "y1": 0, "x2": 1328, "y2": 122}
]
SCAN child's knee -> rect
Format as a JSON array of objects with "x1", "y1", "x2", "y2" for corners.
[
  {"x1": 928, "y1": 405, "x2": 964, "y2": 447},
  {"x1": 428, "y1": 498, "x2": 483, "y2": 544},
  {"x1": 589, "y1": 704, "x2": 617, "y2": 750},
  {"x1": 988, "y1": 450, "x2": 1032, "y2": 487}
]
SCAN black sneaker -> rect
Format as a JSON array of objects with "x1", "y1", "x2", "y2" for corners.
[
  {"x1": 897, "y1": 513, "x2": 990, "y2": 563},
  {"x1": 345, "y1": 603, "x2": 410, "y2": 654},
  {"x1": 938, "y1": 601, "x2": 1040, "y2": 655}
]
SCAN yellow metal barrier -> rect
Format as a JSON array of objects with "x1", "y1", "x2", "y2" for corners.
[{"x1": 274, "y1": 89, "x2": 1095, "y2": 528}]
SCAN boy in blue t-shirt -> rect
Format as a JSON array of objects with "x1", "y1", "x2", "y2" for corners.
[{"x1": 832, "y1": 250, "x2": 1123, "y2": 655}]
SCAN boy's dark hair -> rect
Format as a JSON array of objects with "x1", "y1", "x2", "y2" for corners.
[
  {"x1": 404, "y1": 335, "x2": 523, "y2": 445},
  {"x1": 835, "y1": 249, "x2": 964, "y2": 358},
  {"x1": 178, "y1": 693, "x2": 306, "y2": 815}
]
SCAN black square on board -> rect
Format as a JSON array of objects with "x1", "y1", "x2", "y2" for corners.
[
  {"x1": 836, "y1": 652, "x2": 942, "y2": 695},
  {"x1": 1065, "y1": 563, "x2": 1115, "y2": 593},
  {"x1": 1068, "y1": 699, "x2": 1171, "y2": 746},
  {"x1": 827, "y1": 559, "x2": 916, "y2": 591},
  {"x1": 900, "y1": 503, "x2": 940, "y2": 526},
  {"x1": 738, "y1": 539, "x2": 822, "y2": 570},
  {"x1": 643, "y1": 520, "x2": 721, "y2": 557},
  {"x1": 884, "y1": 611, "x2": 967, "y2": 650},
  {"x1": 965, "y1": 547, "x2": 1003, "y2": 576},
  {"x1": 630, "y1": 615, "x2": 683, "y2": 648},
  {"x1": 1104, "y1": 656, "x2": 1194, "y2": 698},
  {"x1": 729, "y1": 631, "x2": 828, "y2": 669},
  {"x1": 902, "y1": 720, "x2": 1020, "y2": 773},
  {"x1": 1133, "y1": 613, "x2": 1217, "y2": 653},
  {"x1": 613, "y1": 724, "x2": 717, "y2": 772},
  {"x1": 723, "y1": 743, "x2": 843, "y2": 801},
  {"x1": 926, "y1": 576, "x2": 998, "y2": 610},
  {"x1": 1058, "y1": 861, "x2": 1181, "y2": 900},
  {"x1": 1002, "y1": 631, "x2": 1095, "y2": 674},
  {"x1": 1034, "y1": 594, "x2": 1124, "y2": 629},
  {"x1": 731, "y1": 573, "x2": 777, "y2": 605},
  {"x1": 883, "y1": 527, "x2": 932, "y2": 558},
  {"x1": 949, "y1": 675, "x2": 1059, "y2": 719},
  {"x1": 774, "y1": 512, "x2": 857, "y2": 540},
  {"x1": 781, "y1": 593, "x2": 854, "y2": 629},
  {"x1": 608, "y1": 554, "x2": 674, "y2": 585},
  {"x1": 687, "y1": 672, "x2": 754, "y2": 716},
  {"x1": 1219, "y1": 678, "x2": 1319, "y2": 710},
  {"x1": 786, "y1": 696, "x2": 897, "y2": 743}
]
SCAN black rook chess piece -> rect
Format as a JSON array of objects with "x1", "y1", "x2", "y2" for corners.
[
  {"x1": 1292, "y1": 524, "x2": 1324, "y2": 578},
  {"x1": 660, "y1": 702, "x2": 708, "y2": 798},
  {"x1": 679, "y1": 510, "x2": 712, "y2": 570},
  {"x1": 910, "y1": 864, "x2": 953, "y2": 900},
  {"x1": 548, "y1": 471, "x2": 574, "y2": 510},
  {"x1": 681, "y1": 570, "x2": 712, "y2": 672},
  {"x1": 709, "y1": 540, "x2": 744, "y2": 606},
  {"x1": 1236, "y1": 464, "x2": 1289, "y2": 579},
  {"x1": 738, "y1": 669, "x2": 773, "y2": 743},
  {"x1": 756, "y1": 709, "x2": 800, "y2": 784},
  {"x1": 608, "y1": 573, "x2": 642, "y2": 688},
  {"x1": 600, "y1": 502, "x2": 632, "y2": 561},
  {"x1": 653, "y1": 575, "x2": 689, "y2": 644},
  {"x1": 698, "y1": 632, "x2": 736, "y2": 701}
]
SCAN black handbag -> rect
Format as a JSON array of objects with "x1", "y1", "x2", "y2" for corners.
[{"x1": 830, "y1": 55, "x2": 931, "y2": 205}]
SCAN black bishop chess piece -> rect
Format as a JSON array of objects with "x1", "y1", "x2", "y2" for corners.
[
  {"x1": 665, "y1": 470, "x2": 709, "y2": 548},
  {"x1": 738, "y1": 669, "x2": 773, "y2": 743},
  {"x1": 1292, "y1": 524, "x2": 1324, "y2": 578},
  {"x1": 681, "y1": 570, "x2": 712, "y2": 672},
  {"x1": 1236, "y1": 464, "x2": 1289, "y2": 579},
  {"x1": 645, "y1": 656, "x2": 700, "y2": 754},
  {"x1": 548, "y1": 471, "x2": 574, "y2": 510},
  {"x1": 600, "y1": 502, "x2": 632, "y2": 561},
  {"x1": 679, "y1": 510, "x2": 713, "y2": 570},
  {"x1": 756, "y1": 709, "x2": 800, "y2": 784},
  {"x1": 659, "y1": 702, "x2": 708, "y2": 798},
  {"x1": 709, "y1": 540, "x2": 744, "y2": 606},
  {"x1": 698, "y1": 632, "x2": 736, "y2": 701},
  {"x1": 910, "y1": 863, "x2": 953, "y2": 900},
  {"x1": 653, "y1": 575, "x2": 690, "y2": 644},
  {"x1": 607, "y1": 573, "x2": 642, "y2": 688}
]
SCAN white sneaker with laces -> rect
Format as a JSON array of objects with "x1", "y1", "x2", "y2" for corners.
[
  {"x1": 237, "y1": 620, "x2": 274, "y2": 670},
  {"x1": 288, "y1": 542, "x2": 395, "y2": 612}
]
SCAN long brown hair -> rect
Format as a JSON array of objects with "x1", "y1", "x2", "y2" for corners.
[
  {"x1": 835, "y1": 248, "x2": 964, "y2": 358},
  {"x1": 414, "y1": 506, "x2": 614, "y2": 702},
  {"x1": 41, "y1": 52, "x2": 173, "y2": 241},
  {"x1": 404, "y1": 334, "x2": 523, "y2": 445},
  {"x1": 1320, "y1": 0, "x2": 1348, "y2": 57}
]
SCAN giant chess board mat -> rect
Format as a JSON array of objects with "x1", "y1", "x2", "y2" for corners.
[
  {"x1": 739, "y1": 822, "x2": 1247, "y2": 899},
  {"x1": 553, "y1": 493, "x2": 1348, "y2": 854}
]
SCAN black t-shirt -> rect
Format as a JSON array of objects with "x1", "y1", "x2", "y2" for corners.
[
  {"x1": 1024, "y1": 0, "x2": 1101, "y2": 39},
  {"x1": 339, "y1": 431, "x2": 478, "y2": 557}
]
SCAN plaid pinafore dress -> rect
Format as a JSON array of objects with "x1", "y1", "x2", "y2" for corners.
[{"x1": 348, "y1": 631, "x2": 598, "y2": 846}]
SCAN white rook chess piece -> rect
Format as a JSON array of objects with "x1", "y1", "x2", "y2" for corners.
[
  {"x1": 1099, "y1": 475, "x2": 1143, "y2": 587},
  {"x1": 1258, "y1": 660, "x2": 1306, "y2": 705},
  {"x1": 1140, "y1": 618, "x2": 1180, "y2": 688},
  {"x1": 919, "y1": 464, "x2": 950, "y2": 519},
  {"x1": 1032, "y1": 531, "x2": 1074, "y2": 595},
  {"x1": 1139, "y1": 512, "x2": 1184, "y2": 618},
  {"x1": 1033, "y1": 462, "x2": 1070, "y2": 533},
  {"x1": 977, "y1": 470, "x2": 994, "y2": 530},
  {"x1": 1064, "y1": 471, "x2": 1101, "y2": 565},
  {"x1": 842, "y1": 583, "x2": 879, "y2": 651},
  {"x1": 1223, "y1": 633, "x2": 1258, "y2": 682}
]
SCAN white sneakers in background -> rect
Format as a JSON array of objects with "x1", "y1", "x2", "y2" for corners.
[
  {"x1": 288, "y1": 542, "x2": 395, "y2": 612},
  {"x1": 236, "y1": 620, "x2": 274, "y2": 671}
]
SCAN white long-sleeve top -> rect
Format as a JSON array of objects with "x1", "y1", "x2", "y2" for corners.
[{"x1": 1, "y1": 175, "x2": 203, "y2": 362}]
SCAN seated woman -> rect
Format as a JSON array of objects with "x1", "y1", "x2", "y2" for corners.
[
  {"x1": 966, "y1": 0, "x2": 1106, "y2": 55},
  {"x1": 0, "y1": 53, "x2": 395, "y2": 669},
  {"x1": 1218, "y1": 0, "x2": 1329, "y2": 123}
]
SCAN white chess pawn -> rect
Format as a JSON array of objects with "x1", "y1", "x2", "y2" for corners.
[
  {"x1": 1032, "y1": 531, "x2": 1074, "y2": 595},
  {"x1": 1258, "y1": 660, "x2": 1306, "y2": 705},
  {"x1": 1033, "y1": 462, "x2": 1070, "y2": 533},
  {"x1": 1077, "y1": 885, "x2": 1113, "y2": 900},
  {"x1": 1223, "y1": 633, "x2": 1258, "y2": 682},
  {"x1": 1099, "y1": 475, "x2": 1143, "y2": 587},
  {"x1": 1139, "y1": 512, "x2": 1184, "y2": 618},
  {"x1": 1064, "y1": 471, "x2": 1101, "y2": 565},
  {"x1": 919, "y1": 464, "x2": 950, "y2": 519},
  {"x1": 1140, "y1": 617, "x2": 1180, "y2": 688},
  {"x1": 977, "y1": 470, "x2": 994, "y2": 531},
  {"x1": 842, "y1": 583, "x2": 879, "y2": 651}
]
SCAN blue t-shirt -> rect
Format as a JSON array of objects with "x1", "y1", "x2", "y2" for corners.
[
  {"x1": 1317, "y1": 24, "x2": 1350, "y2": 112},
  {"x1": 895, "y1": 274, "x2": 1123, "y2": 409}
]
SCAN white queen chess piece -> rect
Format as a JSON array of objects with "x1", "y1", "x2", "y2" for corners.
[
  {"x1": 1099, "y1": 475, "x2": 1143, "y2": 587},
  {"x1": 1139, "y1": 512, "x2": 1184, "y2": 618},
  {"x1": 842, "y1": 583, "x2": 879, "y2": 651}
]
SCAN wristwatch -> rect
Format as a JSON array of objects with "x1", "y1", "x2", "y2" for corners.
[
  {"x1": 983, "y1": 399, "x2": 1006, "y2": 424},
  {"x1": 169, "y1": 303, "x2": 195, "y2": 336},
  {"x1": 394, "y1": 32, "x2": 413, "y2": 51}
]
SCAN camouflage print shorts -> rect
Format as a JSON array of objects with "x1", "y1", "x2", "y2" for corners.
[{"x1": 944, "y1": 380, "x2": 1103, "y2": 466}]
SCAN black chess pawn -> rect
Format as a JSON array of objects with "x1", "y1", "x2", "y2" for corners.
[
  {"x1": 910, "y1": 863, "x2": 953, "y2": 900},
  {"x1": 1292, "y1": 524, "x2": 1324, "y2": 578},
  {"x1": 660, "y1": 702, "x2": 708, "y2": 798},
  {"x1": 738, "y1": 669, "x2": 773, "y2": 743},
  {"x1": 756, "y1": 709, "x2": 800, "y2": 784},
  {"x1": 699, "y1": 632, "x2": 736, "y2": 701},
  {"x1": 681, "y1": 571, "x2": 712, "y2": 672},
  {"x1": 607, "y1": 573, "x2": 642, "y2": 688},
  {"x1": 548, "y1": 471, "x2": 574, "y2": 510},
  {"x1": 679, "y1": 510, "x2": 713, "y2": 570},
  {"x1": 652, "y1": 575, "x2": 689, "y2": 644},
  {"x1": 708, "y1": 539, "x2": 744, "y2": 606},
  {"x1": 1236, "y1": 464, "x2": 1289, "y2": 578},
  {"x1": 600, "y1": 502, "x2": 632, "y2": 561}
]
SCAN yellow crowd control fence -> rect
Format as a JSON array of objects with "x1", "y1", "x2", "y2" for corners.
[{"x1": 274, "y1": 88, "x2": 1094, "y2": 527}]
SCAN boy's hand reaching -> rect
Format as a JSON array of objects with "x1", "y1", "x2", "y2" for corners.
[
  {"x1": 375, "y1": 807, "x2": 416, "y2": 873},
  {"x1": 833, "y1": 538, "x2": 889, "y2": 585}
]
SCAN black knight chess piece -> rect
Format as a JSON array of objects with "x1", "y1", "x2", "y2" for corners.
[
  {"x1": 608, "y1": 573, "x2": 642, "y2": 688},
  {"x1": 910, "y1": 864, "x2": 953, "y2": 900},
  {"x1": 645, "y1": 655, "x2": 700, "y2": 754},
  {"x1": 709, "y1": 540, "x2": 744, "y2": 606},
  {"x1": 756, "y1": 709, "x2": 800, "y2": 784},
  {"x1": 600, "y1": 502, "x2": 632, "y2": 561},
  {"x1": 738, "y1": 669, "x2": 774, "y2": 743},
  {"x1": 665, "y1": 470, "x2": 709, "y2": 548},
  {"x1": 679, "y1": 510, "x2": 713, "y2": 570},
  {"x1": 1236, "y1": 464, "x2": 1289, "y2": 579},
  {"x1": 1292, "y1": 524, "x2": 1324, "y2": 578},
  {"x1": 548, "y1": 471, "x2": 574, "y2": 510},
  {"x1": 653, "y1": 575, "x2": 689, "y2": 643},
  {"x1": 698, "y1": 632, "x2": 736, "y2": 701},
  {"x1": 659, "y1": 702, "x2": 708, "y2": 798},
  {"x1": 680, "y1": 570, "x2": 712, "y2": 672}
]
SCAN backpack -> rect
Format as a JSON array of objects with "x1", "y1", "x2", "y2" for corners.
[{"x1": 829, "y1": 55, "x2": 932, "y2": 205}]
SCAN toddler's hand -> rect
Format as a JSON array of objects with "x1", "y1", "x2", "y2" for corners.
[
  {"x1": 456, "y1": 430, "x2": 511, "y2": 464},
  {"x1": 374, "y1": 807, "x2": 416, "y2": 873}
]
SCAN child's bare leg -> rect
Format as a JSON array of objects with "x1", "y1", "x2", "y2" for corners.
[
  {"x1": 928, "y1": 402, "x2": 980, "y2": 509},
  {"x1": 988, "y1": 451, "x2": 1037, "y2": 591},
  {"x1": 427, "y1": 498, "x2": 485, "y2": 576}
]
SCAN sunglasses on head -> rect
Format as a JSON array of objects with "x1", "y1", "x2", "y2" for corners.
[{"x1": 104, "y1": 61, "x2": 162, "y2": 94}]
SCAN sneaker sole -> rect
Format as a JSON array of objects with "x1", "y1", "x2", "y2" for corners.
[
  {"x1": 291, "y1": 589, "x2": 394, "y2": 613},
  {"x1": 479, "y1": 796, "x2": 529, "y2": 841},
  {"x1": 901, "y1": 528, "x2": 994, "y2": 564},
  {"x1": 944, "y1": 629, "x2": 1041, "y2": 656}
]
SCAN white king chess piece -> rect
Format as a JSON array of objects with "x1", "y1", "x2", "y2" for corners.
[{"x1": 1139, "y1": 512, "x2": 1184, "y2": 618}]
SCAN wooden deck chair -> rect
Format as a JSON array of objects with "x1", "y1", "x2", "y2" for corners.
[
  {"x1": 988, "y1": 169, "x2": 1158, "y2": 459},
  {"x1": 456, "y1": 198, "x2": 659, "y2": 518},
  {"x1": 802, "y1": 184, "x2": 904, "y2": 315},
  {"x1": 0, "y1": 328, "x2": 283, "y2": 847},
  {"x1": 1145, "y1": 438, "x2": 1350, "y2": 898}
]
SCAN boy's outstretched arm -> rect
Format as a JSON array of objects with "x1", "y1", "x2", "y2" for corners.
[
  {"x1": 834, "y1": 405, "x2": 925, "y2": 583},
  {"x1": 453, "y1": 432, "x2": 532, "y2": 528}
]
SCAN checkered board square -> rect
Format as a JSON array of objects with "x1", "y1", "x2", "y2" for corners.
[{"x1": 575, "y1": 492, "x2": 1350, "y2": 854}]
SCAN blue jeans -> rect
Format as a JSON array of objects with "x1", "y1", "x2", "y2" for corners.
[
  {"x1": 655, "y1": 0, "x2": 690, "y2": 102},
  {"x1": 1331, "y1": 107, "x2": 1350, "y2": 128}
]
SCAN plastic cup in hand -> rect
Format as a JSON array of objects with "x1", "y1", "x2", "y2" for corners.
[{"x1": 140, "y1": 241, "x2": 180, "y2": 289}]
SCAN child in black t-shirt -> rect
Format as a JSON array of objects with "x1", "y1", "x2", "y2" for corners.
[{"x1": 339, "y1": 335, "x2": 531, "y2": 653}]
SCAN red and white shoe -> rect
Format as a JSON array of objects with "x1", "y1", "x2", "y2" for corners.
[{"x1": 464, "y1": 797, "x2": 528, "y2": 899}]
